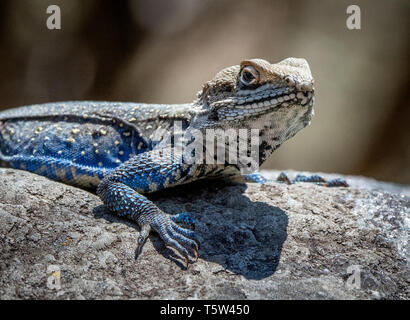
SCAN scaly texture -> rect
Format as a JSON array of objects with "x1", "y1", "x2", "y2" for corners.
[{"x1": 0, "y1": 58, "x2": 321, "y2": 266}]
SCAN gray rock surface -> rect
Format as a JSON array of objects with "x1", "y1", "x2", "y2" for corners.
[{"x1": 0, "y1": 168, "x2": 408, "y2": 299}]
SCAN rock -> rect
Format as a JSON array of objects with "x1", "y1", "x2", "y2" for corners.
[{"x1": 0, "y1": 168, "x2": 408, "y2": 299}]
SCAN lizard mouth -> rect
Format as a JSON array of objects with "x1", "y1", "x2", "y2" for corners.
[
  {"x1": 245, "y1": 89, "x2": 314, "y2": 108},
  {"x1": 213, "y1": 88, "x2": 314, "y2": 121}
]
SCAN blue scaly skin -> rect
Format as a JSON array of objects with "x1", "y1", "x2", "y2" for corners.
[
  {"x1": 245, "y1": 172, "x2": 348, "y2": 187},
  {"x1": 0, "y1": 58, "x2": 347, "y2": 267}
]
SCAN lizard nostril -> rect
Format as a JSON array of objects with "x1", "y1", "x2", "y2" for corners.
[
  {"x1": 296, "y1": 82, "x2": 313, "y2": 92},
  {"x1": 301, "y1": 83, "x2": 313, "y2": 91},
  {"x1": 285, "y1": 76, "x2": 295, "y2": 86}
]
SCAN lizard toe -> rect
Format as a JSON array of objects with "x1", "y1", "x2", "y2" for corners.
[
  {"x1": 325, "y1": 178, "x2": 349, "y2": 187},
  {"x1": 152, "y1": 217, "x2": 198, "y2": 267},
  {"x1": 135, "y1": 223, "x2": 151, "y2": 258},
  {"x1": 160, "y1": 231, "x2": 191, "y2": 267},
  {"x1": 167, "y1": 224, "x2": 199, "y2": 260},
  {"x1": 277, "y1": 172, "x2": 292, "y2": 184}
]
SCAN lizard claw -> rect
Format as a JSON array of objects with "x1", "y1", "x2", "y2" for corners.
[
  {"x1": 277, "y1": 172, "x2": 292, "y2": 184},
  {"x1": 193, "y1": 243, "x2": 199, "y2": 261},
  {"x1": 135, "y1": 224, "x2": 151, "y2": 258},
  {"x1": 151, "y1": 213, "x2": 200, "y2": 267}
]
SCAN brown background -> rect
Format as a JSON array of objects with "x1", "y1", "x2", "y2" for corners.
[{"x1": 0, "y1": 0, "x2": 409, "y2": 184}]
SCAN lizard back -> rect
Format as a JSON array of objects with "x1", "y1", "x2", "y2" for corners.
[{"x1": 0, "y1": 101, "x2": 192, "y2": 188}]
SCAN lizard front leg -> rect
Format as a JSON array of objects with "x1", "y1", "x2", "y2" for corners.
[{"x1": 96, "y1": 148, "x2": 200, "y2": 267}]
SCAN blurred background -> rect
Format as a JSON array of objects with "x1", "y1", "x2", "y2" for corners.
[{"x1": 0, "y1": 0, "x2": 408, "y2": 184}]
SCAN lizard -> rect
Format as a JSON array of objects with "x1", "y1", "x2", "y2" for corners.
[{"x1": 0, "y1": 57, "x2": 347, "y2": 267}]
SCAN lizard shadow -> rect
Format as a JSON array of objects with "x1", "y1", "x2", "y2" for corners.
[{"x1": 93, "y1": 178, "x2": 288, "y2": 280}]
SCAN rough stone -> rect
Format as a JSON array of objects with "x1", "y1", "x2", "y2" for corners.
[{"x1": 0, "y1": 168, "x2": 408, "y2": 299}]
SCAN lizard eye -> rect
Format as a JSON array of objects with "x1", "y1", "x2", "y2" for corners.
[{"x1": 240, "y1": 66, "x2": 259, "y2": 86}]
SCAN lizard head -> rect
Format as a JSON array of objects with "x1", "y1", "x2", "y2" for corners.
[{"x1": 193, "y1": 57, "x2": 315, "y2": 166}]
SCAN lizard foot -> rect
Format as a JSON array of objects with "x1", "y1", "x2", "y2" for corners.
[
  {"x1": 243, "y1": 173, "x2": 269, "y2": 183},
  {"x1": 150, "y1": 213, "x2": 200, "y2": 268},
  {"x1": 277, "y1": 172, "x2": 349, "y2": 187}
]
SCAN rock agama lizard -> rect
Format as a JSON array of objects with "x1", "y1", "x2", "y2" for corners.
[{"x1": 0, "y1": 58, "x2": 347, "y2": 267}]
